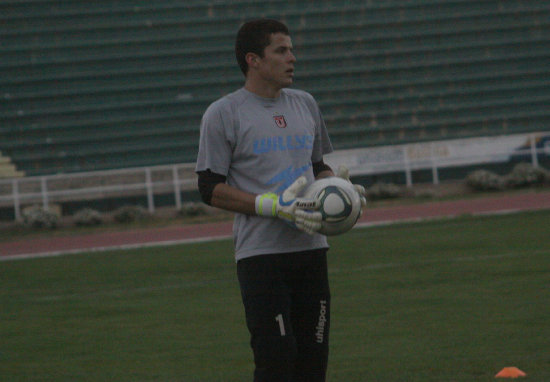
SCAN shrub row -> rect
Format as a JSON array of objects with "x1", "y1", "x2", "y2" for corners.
[
  {"x1": 466, "y1": 163, "x2": 550, "y2": 191},
  {"x1": 19, "y1": 202, "x2": 214, "y2": 230},
  {"x1": 20, "y1": 205, "x2": 139, "y2": 229}
]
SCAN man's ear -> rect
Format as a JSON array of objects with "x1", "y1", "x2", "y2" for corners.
[{"x1": 245, "y1": 53, "x2": 260, "y2": 69}]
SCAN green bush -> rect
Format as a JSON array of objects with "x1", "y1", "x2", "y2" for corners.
[
  {"x1": 466, "y1": 163, "x2": 550, "y2": 191},
  {"x1": 465, "y1": 169, "x2": 505, "y2": 191},
  {"x1": 113, "y1": 205, "x2": 150, "y2": 223},
  {"x1": 73, "y1": 208, "x2": 103, "y2": 226},
  {"x1": 366, "y1": 182, "x2": 402, "y2": 200},
  {"x1": 21, "y1": 206, "x2": 60, "y2": 229},
  {"x1": 178, "y1": 202, "x2": 208, "y2": 217},
  {"x1": 504, "y1": 162, "x2": 549, "y2": 188}
]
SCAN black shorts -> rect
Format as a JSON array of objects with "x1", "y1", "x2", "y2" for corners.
[{"x1": 237, "y1": 248, "x2": 331, "y2": 382}]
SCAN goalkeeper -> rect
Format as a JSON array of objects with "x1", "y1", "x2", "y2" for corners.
[{"x1": 195, "y1": 19, "x2": 362, "y2": 382}]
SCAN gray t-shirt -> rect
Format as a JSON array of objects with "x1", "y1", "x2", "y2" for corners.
[{"x1": 196, "y1": 87, "x2": 333, "y2": 261}]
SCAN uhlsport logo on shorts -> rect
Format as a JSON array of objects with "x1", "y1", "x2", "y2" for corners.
[
  {"x1": 316, "y1": 300, "x2": 328, "y2": 343},
  {"x1": 273, "y1": 115, "x2": 287, "y2": 128}
]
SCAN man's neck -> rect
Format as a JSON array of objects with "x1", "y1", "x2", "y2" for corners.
[{"x1": 244, "y1": 80, "x2": 282, "y2": 99}]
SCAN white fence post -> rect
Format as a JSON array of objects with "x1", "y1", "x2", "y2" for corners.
[
  {"x1": 431, "y1": 142, "x2": 440, "y2": 185},
  {"x1": 403, "y1": 146, "x2": 413, "y2": 187},
  {"x1": 12, "y1": 178, "x2": 21, "y2": 220},
  {"x1": 40, "y1": 177, "x2": 49, "y2": 210},
  {"x1": 173, "y1": 165, "x2": 182, "y2": 210},
  {"x1": 145, "y1": 167, "x2": 155, "y2": 213},
  {"x1": 530, "y1": 134, "x2": 539, "y2": 168}
]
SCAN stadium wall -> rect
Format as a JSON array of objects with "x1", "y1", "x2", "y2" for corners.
[{"x1": 1, "y1": 0, "x2": 550, "y2": 176}]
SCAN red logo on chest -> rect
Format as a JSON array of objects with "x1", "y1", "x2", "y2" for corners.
[{"x1": 273, "y1": 115, "x2": 287, "y2": 128}]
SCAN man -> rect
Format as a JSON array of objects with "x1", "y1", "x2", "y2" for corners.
[{"x1": 195, "y1": 18, "x2": 363, "y2": 381}]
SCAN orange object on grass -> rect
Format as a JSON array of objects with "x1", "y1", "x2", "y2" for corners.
[{"x1": 495, "y1": 367, "x2": 527, "y2": 378}]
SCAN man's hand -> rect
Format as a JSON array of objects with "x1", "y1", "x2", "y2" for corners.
[
  {"x1": 336, "y1": 166, "x2": 367, "y2": 208},
  {"x1": 255, "y1": 176, "x2": 323, "y2": 234}
]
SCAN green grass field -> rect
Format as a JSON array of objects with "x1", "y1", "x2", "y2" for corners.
[{"x1": 1, "y1": 210, "x2": 549, "y2": 381}]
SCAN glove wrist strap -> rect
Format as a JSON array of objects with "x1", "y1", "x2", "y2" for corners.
[{"x1": 255, "y1": 193, "x2": 278, "y2": 217}]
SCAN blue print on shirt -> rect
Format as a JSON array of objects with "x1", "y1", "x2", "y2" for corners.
[
  {"x1": 267, "y1": 163, "x2": 312, "y2": 193},
  {"x1": 254, "y1": 135, "x2": 313, "y2": 154}
]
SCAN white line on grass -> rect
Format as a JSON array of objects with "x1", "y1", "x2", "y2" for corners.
[
  {"x1": 33, "y1": 278, "x2": 234, "y2": 302},
  {"x1": 353, "y1": 207, "x2": 538, "y2": 229},
  {"x1": 328, "y1": 248, "x2": 550, "y2": 275},
  {"x1": 0, "y1": 234, "x2": 232, "y2": 262}
]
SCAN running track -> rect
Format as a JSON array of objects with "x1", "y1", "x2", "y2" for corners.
[{"x1": 1, "y1": 191, "x2": 549, "y2": 261}]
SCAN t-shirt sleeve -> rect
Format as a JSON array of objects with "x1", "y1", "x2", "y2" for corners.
[{"x1": 195, "y1": 101, "x2": 234, "y2": 176}]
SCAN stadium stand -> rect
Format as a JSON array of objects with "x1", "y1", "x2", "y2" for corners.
[
  {"x1": 1, "y1": 0, "x2": 549, "y2": 176},
  {"x1": 0, "y1": 152, "x2": 24, "y2": 178}
]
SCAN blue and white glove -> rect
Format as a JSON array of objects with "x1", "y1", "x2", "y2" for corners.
[
  {"x1": 255, "y1": 176, "x2": 323, "y2": 234},
  {"x1": 336, "y1": 166, "x2": 367, "y2": 208}
]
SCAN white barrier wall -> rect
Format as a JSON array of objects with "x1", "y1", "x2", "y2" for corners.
[{"x1": 326, "y1": 131, "x2": 550, "y2": 186}]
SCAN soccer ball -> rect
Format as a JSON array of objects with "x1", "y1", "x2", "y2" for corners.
[{"x1": 303, "y1": 177, "x2": 363, "y2": 236}]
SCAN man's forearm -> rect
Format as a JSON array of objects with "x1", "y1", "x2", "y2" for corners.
[{"x1": 210, "y1": 183, "x2": 257, "y2": 215}]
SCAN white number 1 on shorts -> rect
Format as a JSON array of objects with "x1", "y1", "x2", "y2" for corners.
[{"x1": 275, "y1": 314, "x2": 286, "y2": 336}]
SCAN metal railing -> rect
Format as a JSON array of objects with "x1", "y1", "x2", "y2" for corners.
[{"x1": 0, "y1": 163, "x2": 198, "y2": 221}]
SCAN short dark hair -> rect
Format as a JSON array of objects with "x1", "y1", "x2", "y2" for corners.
[{"x1": 235, "y1": 18, "x2": 290, "y2": 76}]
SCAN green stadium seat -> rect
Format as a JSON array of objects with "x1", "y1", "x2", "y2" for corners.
[{"x1": 1, "y1": 0, "x2": 549, "y2": 175}]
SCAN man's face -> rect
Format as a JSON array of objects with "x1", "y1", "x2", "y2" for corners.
[{"x1": 256, "y1": 32, "x2": 296, "y2": 89}]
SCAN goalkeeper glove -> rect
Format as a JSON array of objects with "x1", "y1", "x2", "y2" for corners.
[
  {"x1": 336, "y1": 165, "x2": 368, "y2": 208},
  {"x1": 255, "y1": 176, "x2": 323, "y2": 234}
]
